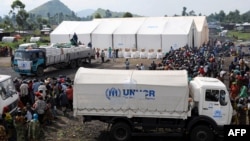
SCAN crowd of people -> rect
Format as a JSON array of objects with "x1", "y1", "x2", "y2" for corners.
[
  {"x1": 0, "y1": 46, "x2": 12, "y2": 57},
  {"x1": 0, "y1": 75, "x2": 74, "y2": 140},
  {"x1": 123, "y1": 41, "x2": 250, "y2": 125}
]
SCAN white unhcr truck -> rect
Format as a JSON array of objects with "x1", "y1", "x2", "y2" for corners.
[
  {"x1": 0, "y1": 75, "x2": 19, "y2": 118},
  {"x1": 73, "y1": 68, "x2": 233, "y2": 141}
]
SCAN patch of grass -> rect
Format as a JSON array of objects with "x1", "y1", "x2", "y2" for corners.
[{"x1": 227, "y1": 31, "x2": 250, "y2": 41}]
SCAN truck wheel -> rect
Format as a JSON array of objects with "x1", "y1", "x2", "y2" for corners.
[
  {"x1": 77, "y1": 59, "x2": 82, "y2": 67},
  {"x1": 70, "y1": 60, "x2": 77, "y2": 68},
  {"x1": 110, "y1": 122, "x2": 131, "y2": 141},
  {"x1": 190, "y1": 125, "x2": 214, "y2": 141},
  {"x1": 36, "y1": 66, "x2": 44, "y2": 77}
]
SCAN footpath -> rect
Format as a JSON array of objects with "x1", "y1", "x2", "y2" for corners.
[{"x1": 0, "y1": 56, "x2": 11, "y2": 67}]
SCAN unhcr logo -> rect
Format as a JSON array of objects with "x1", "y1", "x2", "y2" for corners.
[{"x1": 106, "y1": 88, "x2": 121, "y2": 100}]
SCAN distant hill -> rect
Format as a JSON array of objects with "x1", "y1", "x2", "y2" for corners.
[
  {"x1": 76, "y1": 9, "x2": 95, "y2": 18},
  {"x1": 28, "y1": 0, "x2": 142, "y2": 19},
  {"x1": 29, "y1": 0, "x2": 73, "y2": 18}
]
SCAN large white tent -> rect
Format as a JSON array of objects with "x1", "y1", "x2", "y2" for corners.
[
  {"x1": 137, "y1": 17, "x2": 168, "y2": 52},
  {"x1": 113, "y1": 18, "x2": 145, "y2": 50},
  {"x1": 161, "y1": 17, "x2": 196, "y2": 53},
  {"x1": 50, "y1": 21, "x2": 100, "y2": 45},
  {"x1": 185, "y1": 16, "x2": 209, "y2": 48},
  {"x1": 50, "y1": 21, "x2": 80, "y2": 43},
  {"x1": 91, "y1": 19, "x2": 121, "y2": 50},
  {"x1": 50, "y1": 16, "x2": 209, "y2": 58}
]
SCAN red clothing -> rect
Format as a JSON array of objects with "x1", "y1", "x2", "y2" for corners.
[
  {"x1": 198, "y1": 67, "x2": 205, "y2": 76},
  {"x1": 230, "y1": 84, "x2": 239, "y2": 99},
  {"x1": 66, "y1": 87, "x2": 73, "y2": 100}
]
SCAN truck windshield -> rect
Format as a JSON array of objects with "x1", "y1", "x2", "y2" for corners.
[
  {"x1": 205, "y1": 89, "x2": 228, "y2": 106},
  {"x1": 0, "y1": 78, "x2": 16, "y2": 100},
  {"x1": 14, "y1": 51, "x2": 32, "y2": 61}
]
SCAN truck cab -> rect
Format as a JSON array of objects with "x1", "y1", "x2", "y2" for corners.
[
  {"x1": 189, "y1": 77, "x2": 233, "y2": 133},
  {"x1": 12, "y1": 48, "x2": 46, "y2": 76},
  {"x1": 0, "y1": 75, "x2": 19, "y2": 118}
]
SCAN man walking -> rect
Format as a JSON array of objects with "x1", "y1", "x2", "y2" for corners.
[
  {"x1": 125, "y1": 59, "x2": 130, "y2": 70},
  {"x1": 101, "y1": 50, "x2": 105, "y2": 63}
]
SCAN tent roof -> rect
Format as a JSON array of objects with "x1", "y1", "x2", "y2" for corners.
[
  {"x1": 51, "y1": 21, "x2": 80, "y2": 35},
  {"x1": 92, "y1": 19, "x2": 122, "y2": 34},
  {"x1": 113, "y1": 18, "x2": 146, "y2": 34},
  {"x1": 137, "y1": 17, "x2": 168, "y2": 35},
  {"x1": 163, "y1": 18, "x2": 194, "y2": 34},
  {"x1": 74, "y1": 21, "x2": 101, "y2": 34},
  {"x1": 183, "y1": 16, "x2": 207, "y2": 32}
]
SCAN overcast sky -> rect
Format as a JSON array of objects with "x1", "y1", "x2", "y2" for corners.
[{"x1": 0, "y1": 0, "x2": 249, "y2": 17}]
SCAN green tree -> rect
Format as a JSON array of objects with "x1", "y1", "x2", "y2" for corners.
[
  {"x1": 94, "y1": 13, "x2": 102, "y2": 19},
  {"x1": 105, "y1": 9, "x2": 112, "y2": 18},
  {"x1": 182, "y1": 7, "x2": 187, "y2": 16},
  {"x1": 123, "y1": 12, "x2": 133, "y2": 17},
  {"x1": 242, "y1": 12, "x2": 250, "y2": 22},
  {"x1": 10, "y1": 0, "x2": 29, "y2": 31},
  {"x1": 188, "y1": 10, "x2": 196, "y2": 16},
  {"x1": 218, "y1": 10, "x2": 226, "y2": 22}
]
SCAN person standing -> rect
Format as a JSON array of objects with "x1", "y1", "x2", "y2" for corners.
[
  {"x1": 96, "y1": 50, "x2": 100, "y2": 59},
  {"x1": 108, "y1": 47, "x2": 112, "y2": 58},
  {"x1": 59, "y1": 92, "x2": 69, "y2": 116},
  {"x1": 87, "y1": 53, "x2": 91, "y2": 64},
  {"x1": 66, "y1": 84, "x2": 73, "y2": 111},
  {"x1": 140, "y1": 63, "x2": 145, "y2": 70},
  {"x1": 125, "y1": 59, "x2": 130, "y2": 70},
  {"x1": 13, "y1": 110, "x2": 27, "y2": 141},
  {"x1": 0, "y1": 119, "x2": 8, "y2": 141},
  {"x1": 38, "y1": 82, "x2": 47, "y2": 100},
  {"x1": 112, "y1": 49, "x2": 116, "y2": 62},
  {"x1": 151, "y1": 61, "x2": 157, "y2": 70},
  {"x1": 101, "y1": 50, "x2": 105, "y2": 63},
  {"x1": 33, "y1": 96, "x2": 47, "y2": 126},
  {"x1": 27, "y1": 114, "x2": 41, "y2": 141},
  {"x1": 20, "y1": 80, "x2": 29, "y2": 106},
  {"x1": 115, "y1": 48, "x2": 119, "y2": 58}
]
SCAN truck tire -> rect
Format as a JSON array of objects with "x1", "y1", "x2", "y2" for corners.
[
  {"x1": 110, "y1": 122, "x2": 131, "y2": 141},
  {"x1": 36, "y1": 66, "x2": 44, "y2": 77},
  {"x1": 190, "y1": 125, "x2": 214, "y2": 141},
  {"x1": 77, "y1": 59, "x2": 82, "y2": 67},
  {"x1": 70, "y1": 60, "x2": 77, "y2": 69}
]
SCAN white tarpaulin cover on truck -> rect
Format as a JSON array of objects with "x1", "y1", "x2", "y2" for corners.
[{"x1": 73, "y1": 68, "x2": 190, "y2": 119}]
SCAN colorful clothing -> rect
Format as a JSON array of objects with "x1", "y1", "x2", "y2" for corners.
[
  {"x1": 27, "y1": 120, "x2": 41, "y2": 140},
  {"x1": 0, "y1": 125, "x2": 8, "y2": 141}
]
